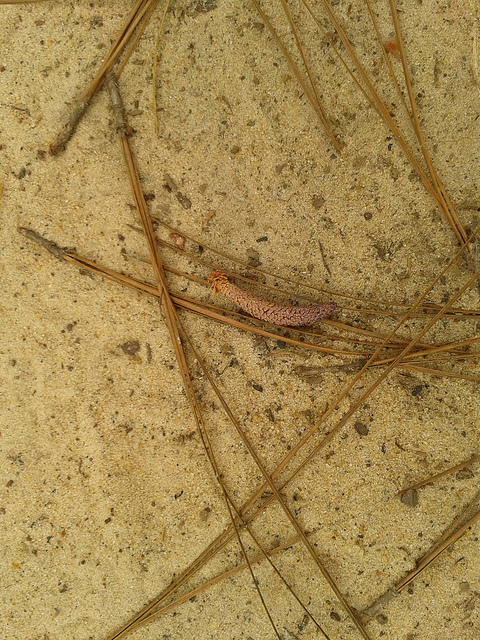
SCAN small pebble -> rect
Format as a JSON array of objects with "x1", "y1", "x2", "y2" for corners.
[
  {"x1": 354, "y1": 421, "x2": 369, "y2": 436},
  {"x1": 401, "y1": 488, "x2": 418, "y2": 508},
  {"x1": 121, "y1": 340, "x2": 140, "y2": 355}
]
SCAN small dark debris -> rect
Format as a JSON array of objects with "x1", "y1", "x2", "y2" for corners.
[
  {"x1": 230, "y1": 145, "x2": 241, "y2": 155},
  {"x1": 265, "y1": 407, "x2": 275, "y2": 422},
  {"x1": 189, "y1": 0, "x2": 217, "y2": 13},
  {"x1": 144, "y1": 193, "x2": 155, "y2": 201},
  {"x1": 401, "y1": 488, "x2": 418, "y2": 508},
  {"x1": 199, "y1": 507, "x2": 211, "y2": 521},
  {"x1": 312, "y1": 195, "x2": 325, "y2": 210},
  {"x1": 276, "y1": 340, "x2": 286, "y2": 349},
  {"x1": 246, "y1": 247, "x2": 261, "y2": 267},
  {"x1": 256, "y1": 236, "x2": 268, "y2": 243},
  {"x1": 176, "y1": 192, "x2": 192, "y2": 209},
  {"x1": 89, "y1": 16, "x2": 103, "y2": 29},
  {"x1": 330, "y1": 611, "x2": 341, "y2": 622},
  {"x1": 164, "y1": 174, "x2": 176, "y2": 192},
  {"x1": 78, "y1": 268, "x2": 94, "y2": 279},
  {"x1": 412, "y1": 385, "x2": 423, "y2": 396},
  {"x1": 121, "y1": 340, "x2": 140, "y2": 355},
  {"x1": 198, "y1": 245, "x2": 204, "y2": 254},
  {"x1": 146, "y1": 343, "x2": 152, "y2": 364},
  {"x1": 104, "y1": 517, "x2": 112, "y2": 524},
  {"x1": 354, "y1": 421, "x2": 369, "y2": 436},
  {"x1": 456, "y1": 468, "x2": 474, "y2": 480},
  {"x1": 170, "y1": 233, "x2": 186, "y2": 250},
  {"x1": 252, "y1": 383, "x2": 263, "y2": 392},
  {"x1": 174, "y1": 490, "x2": 184, "y2": 499},
  {"x1": 364, "y1": 211, "x2": 373, "y2": 220}
]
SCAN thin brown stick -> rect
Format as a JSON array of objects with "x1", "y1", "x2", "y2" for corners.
[
  {"x1": 396, "y1": 508, "x2": 480, "y2": 591},
  {"x1": 395, "y1": 363, "x2": 480, "y2": 382},
  {"x1": 398, "y1": 455, "x2": 480, "y2": 496},
  {"x1": 50, "y1": 0, "x2": 158, "y2": 154}
]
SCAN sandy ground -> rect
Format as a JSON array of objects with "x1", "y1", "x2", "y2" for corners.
[{"x1": 1, "y1": 1, "x2": 480, "y2": 639}]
